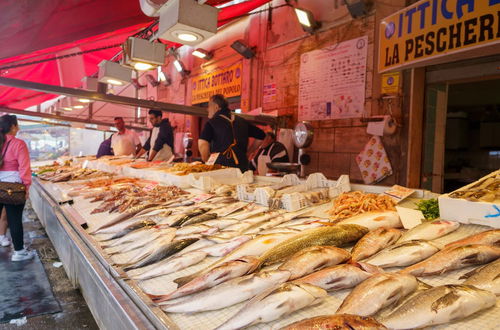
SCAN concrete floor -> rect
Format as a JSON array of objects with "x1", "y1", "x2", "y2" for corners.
[{"x1": 0, "y1": 202, "x2": 98, "y2": 330}]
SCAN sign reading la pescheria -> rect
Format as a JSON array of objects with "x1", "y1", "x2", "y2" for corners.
[{"x1": 379, "y1": 0, "x2": 500, "y2": 72}]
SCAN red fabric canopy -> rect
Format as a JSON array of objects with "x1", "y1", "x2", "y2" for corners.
[{"x1": 0, "y1": 0, "x2": 271, "y2": 110}]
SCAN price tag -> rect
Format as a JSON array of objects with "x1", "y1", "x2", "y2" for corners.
[
  {"x1": 384, "y1": 185, "x2": 415, "y2": 203},
  {"x1": 82, "y1": 160, "x2": 89, "y2": 169},
  {"x1": 78, "y1": 151, "x2": 83, "y2": 157},
  {"x1": 396, "y1": 206, "x2": 425, "y2": 229},
  {"x1": 206, "y1": 153, "x2": 219, "y2": 165}
]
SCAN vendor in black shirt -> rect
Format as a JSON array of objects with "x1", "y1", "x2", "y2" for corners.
[
  {"x1": 249, "y1": 132, "x2": 289, "y2": 175},
  {"x1": 199, "y1": 94, "x2": 265, "y2": 172},
  {"x1": 136, "y1": 109, "x2": 174, "y2": 161}
]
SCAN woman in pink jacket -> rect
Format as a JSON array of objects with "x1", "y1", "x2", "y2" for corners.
[{"x1": 0, "y1": 115, "x2": 34, "y2": 261}]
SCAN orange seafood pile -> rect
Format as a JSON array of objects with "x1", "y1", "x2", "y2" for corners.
[{"x1": 329, "y1": 191, "x2": 396, "y2": 221}]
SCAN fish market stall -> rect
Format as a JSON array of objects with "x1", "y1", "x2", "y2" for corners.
[{"x1": 29, "y1": 163, "x2": 500, "y2": 330}]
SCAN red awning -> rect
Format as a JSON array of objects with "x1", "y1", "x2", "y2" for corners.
[{"x1": 0, "y1": 0, "x2": 271, "y2": 110}]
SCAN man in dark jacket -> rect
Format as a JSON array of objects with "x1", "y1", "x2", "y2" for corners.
[{"x1": 136, "y1": 110, "x2": 174, "y2": 161}]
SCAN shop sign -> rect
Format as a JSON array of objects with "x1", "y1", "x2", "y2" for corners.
[
  {"x1": 191, "y1": 62, "x2": 242, "y2": 104},
  {"x1": 381, "y1": 72, "x2": 400, "y2": 94},
  {"x1": 379, "y1": 0, "x2": 500, "y2": 72}
]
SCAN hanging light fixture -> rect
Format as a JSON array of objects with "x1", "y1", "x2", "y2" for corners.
[
  {"x1": 230, "y1": 40, "x2": 255, "y2": 59},
  {"x1": 344, "y1": 0, "x2": 373, "y2": 18},
  {"x1": 192, "y1": 48, "x2": 213, "y2": 60},
  {"x1": 294, "y1": 7, "x2": 321, "y2": 33},
  {"x1": 98, "y1": 60, "x2": 132, "y2": 86},
  {"x1": 122, "y1": 37, "x2": 166, "y2": 71},
  {"x1": 158, "y1": 0, "x2": 218, "y2": 46}
]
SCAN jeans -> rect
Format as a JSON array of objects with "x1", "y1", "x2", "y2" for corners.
[{"x1": 0, "y1": 203, "x2": 25, "y2": 251}]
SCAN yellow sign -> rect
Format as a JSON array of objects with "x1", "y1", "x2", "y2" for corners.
[
  {"x1": 381, "y1": 72, "x2": 400, "y2": 94},
  {"x1": 379, "y1": 0, "x2": 500, "y2": 72},
  {"x1": 191, "y1": 62, "x2": 243, "y2": 104}
]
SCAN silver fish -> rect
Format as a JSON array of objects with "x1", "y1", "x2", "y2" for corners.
[
  {"x1": 154, "y1": 256, "x2": 261, "y2": 302},
  {"x1": 365, "y1": 240, "x2": 441, "y2": 268},
  {"x1": 124, "y1": 238, "x2": 199, "y2": 271},
  {"x1": 160, "y1": 270, "x2": 291, "y2": 313},
  {"x1": 351, "y1": 227, "x2": 402, "y2": 261},
  {"x1": 463, "y1": 258, "x2": 500, "y2": 295},
  {"x1": 380, "y1": 285, "x2": 496, "y2": 329},
  {"x1": 105, "y1": 227, "x2": 175, "y2": 254},
  {"x1": 131, "y1": 251, "x2": 207, "y2": 281},
  {"x1": 199, "y1": 235, "x2": 252, "y2": 257},
  {"x1": 401, "y1": 244, "x2": 500, "y2": 276},
  {"x1": 216, "y1": 283, "x2": 327, "y2": 330},
  {"x1": 295, "y1": 262, "x2": 383, "y2": 291},
  {"x1": 108, "y1": 220, "x2": 157, "y2": 240},
  {"x1": 336, "y1": 211, "x2": 402, "y2": 230},
  {"x1": 114, "y1": 235, "x2": 175, "y2": 265},
  {"x1": 337, "y1": 273, "x2": 418, "y2": 316},
  {"x1": 180, "y1": 212, "x2": 218, "y2": 227},
  {"x1": 278, "y1": 246, "x2": 351, "y2": 280},
  {"x1": 398, "y1": 219, "x2": 460, "y2": 243},
  {"x1": 175, "y1": 224, "x2": 217, "y2": 236},
  {"x1": 445, "y1": 229, "x2": 500, "y2": 249}
]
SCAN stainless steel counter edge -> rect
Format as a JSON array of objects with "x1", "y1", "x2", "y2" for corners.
[{"x1": 30, "y1": 178, "x2": 179, "y2": 330}]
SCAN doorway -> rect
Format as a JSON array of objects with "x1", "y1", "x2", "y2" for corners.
[{"x1": 422, "y1": 79, "x2": 500, "y2": 193}]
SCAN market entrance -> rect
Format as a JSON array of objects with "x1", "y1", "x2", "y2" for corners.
[{"x1": 421, "y1": 56, "x2": 500, "y2": 193}]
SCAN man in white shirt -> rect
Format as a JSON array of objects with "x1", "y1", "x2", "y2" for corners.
[{"x1": 111, "y1": 117, "x2": 141, "y2": 156}]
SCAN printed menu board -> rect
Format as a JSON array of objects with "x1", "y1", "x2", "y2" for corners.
[{"x1": 298, "y1": 36, "x2": 368, "y2": 120}]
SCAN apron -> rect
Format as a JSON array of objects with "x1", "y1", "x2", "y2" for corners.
[
  {"x1": 257, "y1": 143, "x2": 276, "y2": 176},
  {"x1": 150, "y1": 126, "x2": 173, "y2": 161},
  {"x1": 216, "y1": 114, "x2": 239, "y2": 167}
]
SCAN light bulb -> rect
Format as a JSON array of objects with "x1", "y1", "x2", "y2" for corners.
[
  {"x1": 134, "y1": 62, "x2": 154, "y2": 71},
  {"x1": 177, "y1": 33, "x2": 198, "y2": 42},
  {"x1": 106, "y1": 79, "x2": 124, "y2": 86},
  {"x1": 73, "y1": 105, "x2": 84, "y2": 109},
  {"x1": 295, "y1": 8, "x2": 312, "y2": 27}
]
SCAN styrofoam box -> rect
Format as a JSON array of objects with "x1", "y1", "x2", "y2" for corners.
[{"x1": 439, "y1": 170, "x2": 500, "y2": 228}]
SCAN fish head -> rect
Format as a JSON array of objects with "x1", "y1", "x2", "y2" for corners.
[
  {"x1": 296, "y1": 283, "x2": 328, "y2": 298},
  {"x1": 356, "y1": 262, "x2": 384, "y2": 274}
]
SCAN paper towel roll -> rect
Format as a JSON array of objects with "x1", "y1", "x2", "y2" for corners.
[
  {"x1": 384, "y1": 117, "x2": 397, "y2": 135},
  {"x1": 366, "y1": 116, "x2": 397, "y2": 136}
]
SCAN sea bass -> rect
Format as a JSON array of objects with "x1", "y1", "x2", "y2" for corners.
[
  {"x1": 365, "y1": 240, "x2": 441, "y2": 268},
  {"x1": 130, "y1": 250, "x2": 207, "y2": 281},
  {"x1": 281, "y1": 314, "x2": 387, "y2": 330},
  {"x1": 161, "y1": 270, "x2": 291, "y2": 313},
  {"x1": 258, "y1": 224, "x2": 368, "y2": 266},
  {"x1": 463, "y1": 258, "x2": 500, "y2": 295},
  {"x1": 198, "y1": 235, "x2": 252, "y2": 257},
  {"x1": 445, "y1": 229, "x2": 500, "y2": 249},
  {"x1": 351, "y1": 227, "x2": 402, "y2": 261},
  {"x1": 124, "y1": 238, "x2": 198, "y2": 271},
  {"x1": 398, "y1": 219, "x2": 460, "y2": 243},
  {"x1": 401, "y1": 244, "x2": 500, "y2": 276},
  {"x1": 154, "y1": 256, "x2": 260, "y2": 302},
  {"x1": 278, "y1": 246, "x2": 351, "y2": 280},
  {"x1": 216, "y1": 283, "x2": 327, "y2": 330},
  {"x1": 380, "y1": 285, "x2": 496, "y2": 329},
  {"x1": 295, "y1": 262, "x2": 383, "y2": 291},
  {"x1": 335, "y1": 211, "x2": 402, "y2": 230},
  {"x1": 174, "y1": 232, "x2": 296, "y2": 286},
  {"x1": 336, "y1": 273, "x2": 418, "y2": 316},
  {"x1": 108, "y1": 219, "x2": 157, "y2": 240},
  {"x1": 90, "y1": 203, "x2": 159, "y2": 233}
]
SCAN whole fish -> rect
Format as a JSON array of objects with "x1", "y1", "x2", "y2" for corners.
[
  {"x1": 462, "y1": 258, "x2": 500, "y2": 295},
  {"x1": 113, "y1": 235, "x2": 174, "y2": 265},
  {"x1": 351, "y1": 227, "x2": 402, "y2": 261},
  {"x1": 90, "y1": 203, "x2": 159, "y2": 233},
  {"x1": 281, "y1": 314, "x2": 387, "y2": 330},
  {"x1": 174, "y1": 232, "x2": 296, "y2": 286},
  {"x1": 445, "y1": 229, "x2": 500, "y2": 249},
  {"x1": 131, "y1": 250, "x2": 207, "y2": 280},
  {"x1": 278, "y1": 246, "x2": 351, "y2": 280},
  {"x1": 365, "y1": 240, "x2": 441, "y2": 268},
  {"x1": 258, "y1": 224, "x2": 368, "y2": 267},
  {"x1": 336, "y1": 273, "x2": 418, "y2": 316},
  {"x1": 175, "y1": 223, "x2": 217, "y2": 236},
  {"x1": 161, "y1": 270, "x2": 291, "y2": 313},
  {"x1": 108, "y1": 220, "x2": 157, "y2": 240},
  {"x1": 124, "y1": 238, "x2": 198, "y2": 271},
  {"x1": 380, "y1": 285, "x2": 496, "y2": 329},
  {"x1": 401, "y1": 244, "x2": 500, "y2": 276},
  {"x1": 201, "y1": 219, "x2": 239, "y2": 230},
  {"x1": 216, "y1": 283, "x2": 327, "y2": 330},
  {"x1": 335, "y1": 211, "x2": 402, "y2": 230},
  {"x1": 398, "y1": 219, "x2": 460, "y2": 243},
  {"x1": 211, "y1": 201, "x2": 248, "y2": 217},
  {"x1": 154, "y1": 256, "x2": 261, "y2": 302},
  {"x1": 295, "y1": 262, "x2": 383, "y2": 291},
  {"x1": 180, "y1": 212, "x2": 218, "y2": 227},
  {"x1": 199, "y1": 235, "x2": 252, "y2": 257},
  {"x1": 170, "y1": 208, "x2": 211, "y2": 227},
  {"x1": 105, "y1": 227, "x2": 175, "y2": 254}
]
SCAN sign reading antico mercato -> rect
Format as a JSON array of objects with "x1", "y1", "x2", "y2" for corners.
[
  {"x1": 379, "y1": 0, "x2": 500, "y2": 72},
  {"x1": 191, "y1": 62, "x2": 243, "y2": 104}
]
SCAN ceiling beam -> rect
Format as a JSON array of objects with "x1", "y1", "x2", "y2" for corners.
[
  {"x1": 0, "y1": 76, "x2": 277, "y2": 125},
  {"x1": 0, "y1": 106, "x2": 149, "y2": 131}
]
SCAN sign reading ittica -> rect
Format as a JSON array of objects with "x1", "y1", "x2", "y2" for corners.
[
  {"x1": 379, "y1": 0, "x2": 500, "y2": 72},
  {"x1": 191, "y1": 62, "x2": 243, "y2": 104}
]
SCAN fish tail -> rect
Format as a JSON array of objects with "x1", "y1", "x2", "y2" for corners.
[{"x1": 173, "y1": 273, "x2": 199, "y2": 286}]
